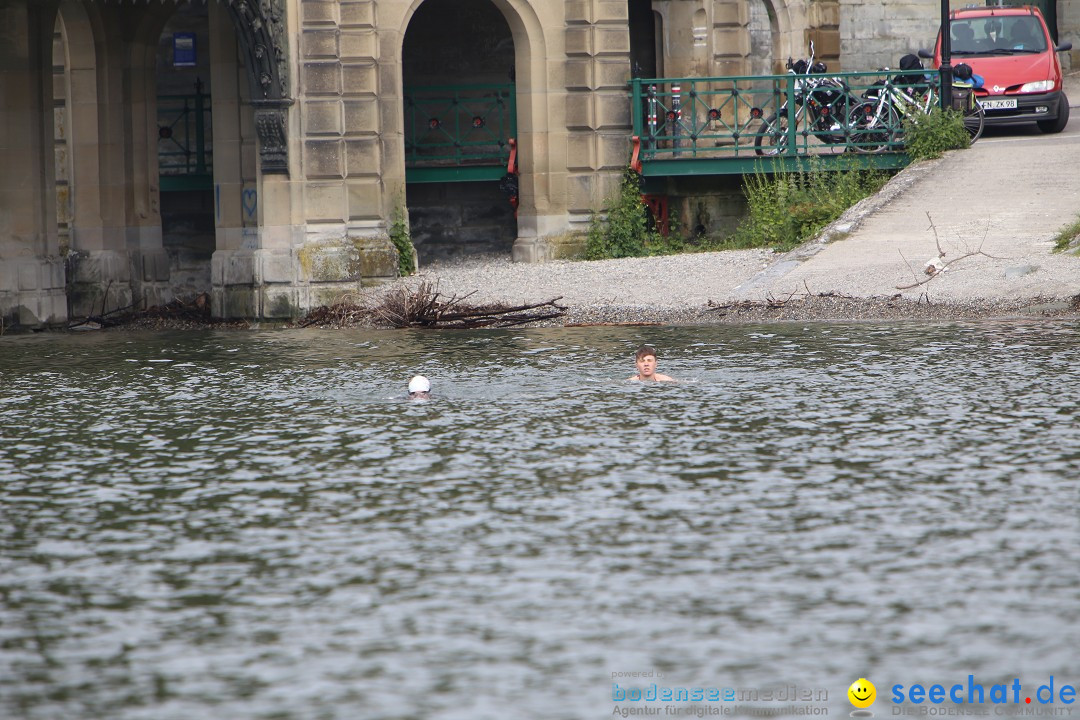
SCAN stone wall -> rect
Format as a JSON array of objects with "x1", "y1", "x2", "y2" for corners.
[
  {"x1": 1060, "y1": 0, "x2": 1079, "y2": 70},
  {"x1": 839, "y1": 0, "x2": 937, "y2": 73},
  {"x1": 407, "y1": 182, "x2": 517, "y2": 262}
]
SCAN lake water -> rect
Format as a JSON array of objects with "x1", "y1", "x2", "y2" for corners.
[{"x1": 1, "y1": 322, "x2": 1078, "y2": 720}]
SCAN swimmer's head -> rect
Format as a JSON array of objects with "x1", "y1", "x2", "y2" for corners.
[
  {"x1": 635, "y1": 344, "x2": 658, "y2": 361},
  {"x1": 634, "y1": 345, "x2": 659, "y2": 379},
  {"x1": 408, "y1": 375, "x2": 431, "y2": 399}
]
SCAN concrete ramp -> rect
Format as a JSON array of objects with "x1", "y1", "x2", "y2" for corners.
[{"x1": 734, "y1": 119, "x2": 1080, "y2": 304}]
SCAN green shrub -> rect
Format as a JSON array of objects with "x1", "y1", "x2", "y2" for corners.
[
  {"x1": 389, "y1": 206, "x2": 416, "y2": 276},
  {"x1": 1052, "y1": 214, "x2": 1080, "y2": 253},
  {"x1": 903, "y1": 107, "x2": 969, "y2": 161},
  {"x1": 585, "y1": 168, "x2": 662, "y2": 259},
  {"x1": 728, "y1": 160, "x2": 890, "y2": 252}
]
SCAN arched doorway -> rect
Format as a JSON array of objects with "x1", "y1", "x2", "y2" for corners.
[
  {"x1": 401, "y1": 0, "x2": 518, "y2": 262},
  {"x1": 155, "y1": 2, "x2": 215, "y2": 299},
  {"x1": 628, "y1": 0, "x2": 660, "y2": 78}
]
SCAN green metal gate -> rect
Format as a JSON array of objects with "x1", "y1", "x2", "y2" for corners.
[
  {"x1": 157, "y1": 82, "x2": 213, "y2": 192},
  {"x1": 403, "y1": 83, "x2": 516, "y2": 183}
]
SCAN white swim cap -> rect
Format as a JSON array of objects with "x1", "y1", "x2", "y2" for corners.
[{"x1": 408, "y1": 375, "x2": 431, "y2": 393}]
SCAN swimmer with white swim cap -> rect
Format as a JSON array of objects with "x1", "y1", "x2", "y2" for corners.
[{"x1": 408, "y1": 375, "x2": 432, "y2": 399}]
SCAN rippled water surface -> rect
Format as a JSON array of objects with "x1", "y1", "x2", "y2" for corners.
[{"x1": 2, "y1": 322, "x2": 1079, "y2": 720}]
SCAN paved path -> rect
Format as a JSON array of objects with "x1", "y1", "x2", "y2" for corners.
[
  {"x1": 407, "y1": 75, "x2": 1080, "y2": 318},
  {"x1": 733, "y1": 74, "x2": 1080, "y2": 304}
]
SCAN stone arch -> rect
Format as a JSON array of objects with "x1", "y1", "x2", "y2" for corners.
[
  {"x1": 748, "y1": 0, "x2": 781, "y2": 74},
  {"x1": 73, "y1": 0, "x2": 291, "y2": 174},
  {"x1": 770, "y1": 0, "x2": 805, "y2": 64},
  {"x1": 55, "y1": 0, "x2": 128, "y2": 315},
  {"x1": 393, "y1": 0, "x2": 553, "y2": 258},
  {"x1": 628, "y1": 0, "x2": 659, "y2": 78},
  {"x1": 216, "y1": 0, "x2": 291, "y2": 173}
]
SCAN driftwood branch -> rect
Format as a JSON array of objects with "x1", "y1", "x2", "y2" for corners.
[
  {"x1": 895, "y1": 212, "x2": 1004, "y2": 291},
  {"x1": 707, "y1": 282, "x2": 851, "y2": 313},
  {"x1": 68, "y1": 293, "x2": 212, "y2": 329},
  {"x1": 296, "y1": 280, "x2": 566, "y2": 329}
]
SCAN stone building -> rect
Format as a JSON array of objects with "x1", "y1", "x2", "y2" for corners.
[{"x1": 1, "y1": 0, "x2": 1074, "y2": 328}]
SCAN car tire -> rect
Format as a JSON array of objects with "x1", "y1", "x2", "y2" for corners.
[{"x1": 1037, "y1": 92, "x2": 1070, "y2": 134}]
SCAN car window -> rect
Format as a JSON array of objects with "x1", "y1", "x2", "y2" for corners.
[
  {"x1": 949, "y1": 15, "x2": 1048, "y2": 55},
  {"x1": 949, "y1": 20, "x2": 983, "y2": 54},
  {"x1": 1001, "y1": 16, "x2": 1047, "y2": 52}
]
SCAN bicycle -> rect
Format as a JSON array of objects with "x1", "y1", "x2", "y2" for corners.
[
  {"x1": 754, "y1": 44, "x2": 864, "y2": 156},
  {"x1": 849, "y1": 66, "x2": 984, "y2": 153}
]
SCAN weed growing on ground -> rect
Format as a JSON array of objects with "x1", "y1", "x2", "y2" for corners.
[
  {"x1": 585, "y1": 168, "x2": 659, "y2": 259},
  {"x1": 586, "y1": 162, "x2": 890, "y2": 258},
  {"x1": 903, "y1": 107, "x2": 969, "y2": 161},
  {"x1": 1052, "y1": 214, "x2": 1080, "y2": 253},
  {"x1": 723, "y1": 160, "x2": 891, "y2": 252},
  {"x1": 389, "y1": 205, "x2": 417, "y2": 276}
]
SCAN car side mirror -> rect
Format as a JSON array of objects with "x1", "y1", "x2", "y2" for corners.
[
  {"x1": 1056, "y1": 42, "x2": 1073, "y2": 52},
  {"x1": 917, "y1": 49, "x2": 934, "y2": 60}
]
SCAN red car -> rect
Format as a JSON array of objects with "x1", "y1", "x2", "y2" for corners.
[{"x1": 920, "y1": 5, "x2": 1072, "y2": 133}]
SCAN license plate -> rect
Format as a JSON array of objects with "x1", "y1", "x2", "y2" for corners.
[{"x1": 981, "y1": 98, "x2": 1018, "y2": 110}]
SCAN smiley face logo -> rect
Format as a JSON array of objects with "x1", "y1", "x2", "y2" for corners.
[{"x1": 848, "y1": 678, "x2": 876, "y2": 709}]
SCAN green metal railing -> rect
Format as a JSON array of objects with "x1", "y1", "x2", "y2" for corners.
[
  {"x1": 404, "y1": 83, "x2": 516, "y2": 183},
  {"x1": 629, "y1": 70, "x2": 936, "y2": 175},
  {"x1": 157, "y1": 84, "x2": 213, "y2": 191}
]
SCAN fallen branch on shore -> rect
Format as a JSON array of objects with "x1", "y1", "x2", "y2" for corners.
[
  {"x1": 296, "y1": 280, "x2": 567, "y2": 329},
  {"x1": 68, "y1": 293, "x2": 213, "y2": 330},
  {"x1": 896, "y1": 212, "x2": 1004, "y2": 291},
  {"x1": 707, "y1": 283, "x2": 853, "y2": 313}
]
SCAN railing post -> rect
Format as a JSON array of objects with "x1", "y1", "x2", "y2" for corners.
[
  {"x1": 647, "y1": 83, "x2": 658, "y2": 152},
  {"x1": 181, "y1": 97, "x2": 192, "y2": 173},
  {"x1": 194, "y1": 78, "x2": 207, "y2": 174},
  {"x1": 672, "y1": 82, "x2": 682, "y2": 156},
  {"x1": 785, "y1": 74, "x2": 797, "y2": 157},
  {"x1": 631, "y1": 79, "x2": 643, "y2": 139}
]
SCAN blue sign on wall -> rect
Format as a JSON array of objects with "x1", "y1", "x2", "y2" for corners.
[{"x1": 173, "y1": 32, "x2": 197, "y2": 67}]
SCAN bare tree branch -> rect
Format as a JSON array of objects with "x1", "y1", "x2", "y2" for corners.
[{"x1": 895, "y1": 213, "x2": 1006, "y2": 290}]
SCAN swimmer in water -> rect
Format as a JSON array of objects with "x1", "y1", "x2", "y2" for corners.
[
  {"x1": 408, "y1": 375, "x2": 432, "y2": 399},
  {"x1": 628, "y1": 344, "x2": 675, "y2": 382}
]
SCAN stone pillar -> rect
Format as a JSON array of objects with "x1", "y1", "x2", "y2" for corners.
[
  {"x1": 556, "y1": 0, "x2": 634, "y2": 261},
  {"x1": 208, "y1": 0, "x2": 263, "y2": 318},
  {"x1": 56, "y1": 0, "x2": 123, "y2": 318},
  {"x1": 209, "y1": 0, "x2": 305, "y2": 319},
  {"x1": 126, "y1": 25, "x2": 172, "y2": 309},
  {"x1": 712, "y1": 0, "x2": 752, "y2": 76},
  {"x1": 211, "y1": 0, "x2": 396, "y2": 319},
  {"x1": 806, "y1": 0, "x2": 840, "y2": 71},
  {"x1": 62, "y1": 3, "x2": 174, "y2": 319},
  {"x1": 298, "y1": 0, "x2": 397, "y2": 310},
  {"x1": 0, "y1": 0, "x2": 67, "y2": 328}
]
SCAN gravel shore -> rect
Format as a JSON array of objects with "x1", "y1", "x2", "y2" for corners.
[
  {"x1": 348, "y1": 132, "x2": 1080, "y2": 328},
  {"x1": 352, "y1": 249, "x2": 1080, "y2": 327}
]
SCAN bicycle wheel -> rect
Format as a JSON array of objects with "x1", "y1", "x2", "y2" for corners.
[
  {"x1": 754, "y1": 111, "x2": 795, "y2": 156},
  {"x1": 963, "y1": 100, "x2": 985, "y2": 143},
  {"x1": 849, "y1": 101, "x2": 900, "y2": 154}
]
